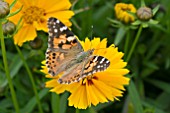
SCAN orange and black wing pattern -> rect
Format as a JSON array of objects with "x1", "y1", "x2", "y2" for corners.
[{"x1": 45, "y1": 17, "x2": 82, "y2": 76}]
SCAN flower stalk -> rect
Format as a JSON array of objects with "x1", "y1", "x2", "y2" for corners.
[
  {"x1": 15, "y1": 45, "x2": 43, "y2": 113},
  {"x1": 76, "y1": 109, "x2": 80, "y2": 113},
  {"x1": 126, "y1": 25, "x2": 143, "y2": 62},
  {"x1": 0, "y1": 22, "x2": 20, "y2": 113},
  {"x1": 124, "y1": 30, "x2": 130, "y2": 58},
  {"x1": 126, "y1": 25, "x2": 142, "y2": 62}
]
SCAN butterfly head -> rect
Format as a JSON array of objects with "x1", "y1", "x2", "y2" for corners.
[{"x1": 86, "y1": 49, "x2": 94, "y2": 56}]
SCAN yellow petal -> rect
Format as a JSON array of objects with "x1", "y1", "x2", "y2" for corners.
[
  {"x1": 93, "y1": 79, "x2": 114, "y2": 101},
  {"x1": 109, "y1": 61, "x2": 127, "y2": 69},
  {"x1": 96, "y1": 73, "x2": 130, "y2": 85},
  {"x1": 78, "y1": 86, "x2": 89, "y2": 109},
  {"x1": 38, "y1": 0, "x2": 71, "y2": 13},
  {"x1": 45, "y1": 11, "x2": 74, "y2": 27},
  {"x1": 106, "y1": 69, "x2": 129, "y2": 75},
  {"x1": 33, "y1": 20, "x2": 48, "y2": 32},
  {"x1": 19, "y1": 0, "x2": 34, "y2": 7},
  {"x1": 90, "y1": 84, "x2": 108, "y2": 103},
  {"x1": 68, "y1": 84, "x2": 83, "y2": 108},
  {"x1": 50, "y1": 84, "x2": 67, "y2": 94},
  {"x1": 86, "y1": 83, "x2": 99, "y2": 106},
  {"x1": 14, "y1": 25, "x2": 37, "y2": 46}
]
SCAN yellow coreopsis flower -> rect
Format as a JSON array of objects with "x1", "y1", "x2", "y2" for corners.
[
  {"x1": 41, "y1": 38, "x2": 130, "y2": 109},
  {"x1": 115, "y1": 3, "x2": 136, "y2": 23},
  {"x1": 6, "y1": 0, "x2": 74, "y2": 46}
]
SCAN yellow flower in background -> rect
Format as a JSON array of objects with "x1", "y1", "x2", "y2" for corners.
[
  {"x1": 6, "y1": 0, "x2": 74, "y2": 46},
  {"x1": 41, "y1": 38, "x2": 130, "y2": 109},
  {"x1": 115, "y1": 3, "x2": 136, "y2": 23}
]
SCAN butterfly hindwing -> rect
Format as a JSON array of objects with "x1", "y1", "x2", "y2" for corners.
[
  {"x1": 82, "y1": 56, "x2": 110, "y2": 75},
  {"x1": 58, "y1": 56, "x2": 110, "y2": 84}
]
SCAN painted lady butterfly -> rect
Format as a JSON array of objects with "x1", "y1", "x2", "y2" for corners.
[{"x1": 45, "y1": 17, "x2": 110, "y2": 84}]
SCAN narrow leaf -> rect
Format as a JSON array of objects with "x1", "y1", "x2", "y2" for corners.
[
  {"x1": 51, "y1": 93, "x2": 60, "y2": 113},
  {"x1": 21, "y1": 88, "x2": 49, "y2": 113},
  {"x1": 128, "y1": 80, "x2": 143, "y2": 113},
  {"x1": 114, "y1": 27, "x2": 127, "y2": 46}
]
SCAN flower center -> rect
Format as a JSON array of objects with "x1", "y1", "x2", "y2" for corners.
[
  {"x1": 82, "y1": 76, "x2": 98, "y2": 85},
  {"x1": 22, "y1": 6, "x2": 46, "y2": 24}
]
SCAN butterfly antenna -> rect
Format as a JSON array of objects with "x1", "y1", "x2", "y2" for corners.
[{"x1": 90, "y1": 25, "x2": 93, "y2": 49}]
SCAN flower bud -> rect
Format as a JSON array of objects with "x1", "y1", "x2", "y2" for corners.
[
  {"x1": 29, "y1": 37, "x2": 43, "y2": 49},
  {"x1": 2, "y1": 21, "x2": 16, "y2": 36},
  {"x1": 137, "y1": 7, "x2": 153, "y2": 21},
  {"x1": 0, "y1": 0, "x2": 10, "y2": 18}
]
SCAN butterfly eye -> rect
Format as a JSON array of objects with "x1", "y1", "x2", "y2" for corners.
[{"x1": 89, "y1": 49, "x2": 94, "y2": 55}]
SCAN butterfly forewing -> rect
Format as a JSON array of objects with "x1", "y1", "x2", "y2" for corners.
[
  {"x1": 46, "y1": 17, "x2": 83, "y2": 76},
  {"x1": 47, "y1": 17, "x2": 82, "y2": 50}
]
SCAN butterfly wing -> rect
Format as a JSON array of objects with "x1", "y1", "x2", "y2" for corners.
[
  {"x1": 46, "y1": 17, "x2": 83, "y2": 76},
  {"x1": 58, "y1": 56, "x2": 110, "y2": 84}
]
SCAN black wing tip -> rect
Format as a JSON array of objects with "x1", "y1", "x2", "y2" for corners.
[{"x1": 48, "y1": 17, "x2": 58, "y2": 22}]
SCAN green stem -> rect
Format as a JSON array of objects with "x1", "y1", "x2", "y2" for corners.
[
  {"x1": 89, "y1": 107, "x2": 97, "y2": 113},
  {"x1": 141, "y1": 0, "x2": 146, "y2": 7},
  {"x1": 126, "y1": 25, "x2": 143, "y2": 62},
  {"x1": 76, "y1": 109, "x2": 80, "y2": 113},
  {"x1": 15, "y1": 45, "x2": 43, "y2": 113},
  {"x1": 0, "y1": 22, "x2": 20, "y2": 113},
  {"x1": 124, "y1": 30, "x2": 130, "y2": 59}
]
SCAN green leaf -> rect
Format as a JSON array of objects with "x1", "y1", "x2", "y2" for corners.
[
  {"x1": 146, "y1": 79, "x2": 170, "y2": 93},
  {"x1": 149, "y1": 19, "x2": 159, "y2": 25},
  {"x1": 14, "y1": 17, "x2": 23, "y2": 35},
  {"x1": 142, "y1": 23, "x2": 149, "y2": 28},
  {"x1": 0, "y1": 98, "x2": 13, "y2": 109},
  {"x1": 156, "y1": 92, "x2": 170, "y2": 110},
  {"x1": 59, "y1": 92, "x2": 69, "y2": 113},
  {"x1": 132, "y1": 20, "x2": 141, "y2": 26},
  {"x1": 114, "y1": 27, "x2": 127, "y2": 46},
  {"x1": 79, "y1": 107, "x2": 97, "y2": 113},
  {"x1": 152, "y1": 5, "x2": 160, "y2": 16},
  {"x1": 107, "y1": 18, "x2": 122, "y2": 25},
  {"x1": 94, "y1": 102, "x2": 113, "y2": 111},
  {"x1": 7, "y1": 6, "x2": 23, "y2": 18},
  {"x1": 142, "y1": 100, "x2": 166, "y2": 113},
  {"x1": 21, "y1": 88, "x2": 49, "y2": 113},
  {"x1": 74, "y1": 7, "x2": 90, "y2": 15},
  {"x1": 128, "y1": 80, "x2": 144, "y2": 113},
  {"x1": 0, "y1": 54, "x2": 23, "y2": 88},
  {"x1": 9, "y1": 0, "x2": 18, "y2": 10},
  {"x1": 51, "y1": 93, "x2": 60, "y2": 113}
]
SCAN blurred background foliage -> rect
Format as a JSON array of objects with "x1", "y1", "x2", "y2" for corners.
[{"x1": 0, "y1": 0, "x2": 170, "y2": 113}]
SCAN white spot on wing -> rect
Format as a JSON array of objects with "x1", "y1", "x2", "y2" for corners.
[
  {"x1": 67, "y1": 36, "x2": 75, "y2": 41},
  {"x1": 100, "y1": 58, "x2": 105, "y2": 64},
  {"x1": 49, "y1": 33, "x2": 53, "y2": 36},
  {"x1": 54, "y1": 29, "x2": 58, "y2": 33},
  {"x1": 88, "y1": 72, "x2": 92, "y2": 75},
  {"x1": 92, "y1": 70, "x2": 96, "y2": 74},
  {"x1": 93, "y1": 56, "x2": 98, "y2": 62},
  {"x1": 60, "y1": 26, "x2": 67, "y2": 32},
  {"x1": 106, "y1": 60, "x2": 110, "y2": 64},
  {"x1": 97, "y1": 65, "x2": 100, "y2": 68},
  {"x1": 56, "y1": 20, "x2": 60, "y2": 23}
]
